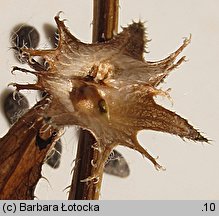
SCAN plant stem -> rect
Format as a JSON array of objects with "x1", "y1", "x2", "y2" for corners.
[
  {"x1": 68, "y1": 0, "x2": 119, "y2": 200},
  {"x1": 92, "y1": 0, "x2": 119, "y2": 42}
]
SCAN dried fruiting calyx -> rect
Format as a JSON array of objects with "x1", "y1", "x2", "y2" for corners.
[{"x1": 12, "y1": 14, "x2": 208, "y2": 175}]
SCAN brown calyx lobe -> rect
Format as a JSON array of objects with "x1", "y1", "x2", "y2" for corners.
[{"x1": 13, "y1": 14, "x2": 208, "y2": 170}]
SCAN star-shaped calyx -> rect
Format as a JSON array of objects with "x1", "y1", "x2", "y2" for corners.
[{"x1": 12, "y1": 14, "x2": 208, "y2": 176}]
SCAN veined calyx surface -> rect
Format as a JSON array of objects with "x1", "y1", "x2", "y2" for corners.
[{"x1": 12, "y1": 14, "x2": 208, "y2": 179}]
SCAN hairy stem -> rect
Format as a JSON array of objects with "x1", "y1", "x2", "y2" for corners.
[{"x1": 68, "y1": 0, "x2": 119, "y2": 200}]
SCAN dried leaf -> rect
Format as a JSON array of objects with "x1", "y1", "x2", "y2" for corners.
[{"x1": 0, "y1": 97, "x2": 62, "y2": 199}]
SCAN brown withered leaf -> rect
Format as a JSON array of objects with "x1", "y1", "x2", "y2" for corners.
[
  {"x1": 0, "y1": 97, "x2": 62, "y2": 199},
  {"x1": 11, "y1": 14, "x2": 208, "y2": 180}
]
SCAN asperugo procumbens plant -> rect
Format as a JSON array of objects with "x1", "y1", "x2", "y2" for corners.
[{"x1": 11, "y1": 13, "x2": 208, "y2": 182}]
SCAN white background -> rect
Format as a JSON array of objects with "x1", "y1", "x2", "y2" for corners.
[{"x1": 0, "y1": 0, "x2": 218, "y2": 199}]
